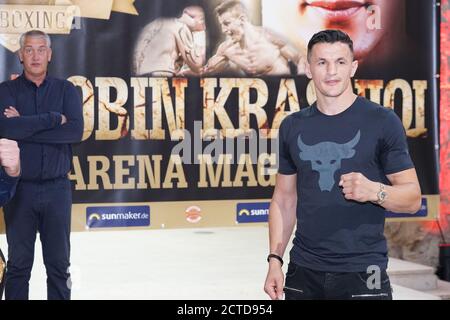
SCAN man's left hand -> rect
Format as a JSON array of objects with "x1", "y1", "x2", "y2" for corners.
[
  {"x1": 339, "y1": 172, "x2": 378, "y2": 203},
  {"x1": 3, "y1": 106, "x2": 20, "y2": 118}
]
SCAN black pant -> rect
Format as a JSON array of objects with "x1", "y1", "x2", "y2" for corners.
[
  {"x1": 3, "y1": 177, "x2": 72, "y2": 300},
  {"x1": 284, "y1": 262, "x2": 393, "y2": 300}
]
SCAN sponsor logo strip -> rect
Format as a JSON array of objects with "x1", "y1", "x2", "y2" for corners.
[
  {"x1": 86, "y1": 205, "x2": 150, "y2": 228},
  {"x1": 236, "y1": 202, "x2": 270, "y2": 223}
]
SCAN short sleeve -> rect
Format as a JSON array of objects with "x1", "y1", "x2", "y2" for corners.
[
  {"x1": 379, "y1": 110, "x2": 414, "y2": 175},
  {"x1": 277, "y1": 116, "x2": 297, "y2": 175}
]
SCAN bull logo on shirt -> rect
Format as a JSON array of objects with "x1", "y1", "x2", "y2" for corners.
[{"x1": 297, "y1": 131, "x2": 361, "y2": 192}]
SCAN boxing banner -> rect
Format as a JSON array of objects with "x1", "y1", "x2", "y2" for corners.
[{"x1": 0, "y1": 0, "x2": 440, "y2": 231}]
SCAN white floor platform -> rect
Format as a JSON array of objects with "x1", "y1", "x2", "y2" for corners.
[{"x1": 0, "y1": 226, "x2": 445, "y2": 300}]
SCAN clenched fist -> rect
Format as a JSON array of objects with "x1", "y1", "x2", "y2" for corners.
[
  {"x1": 339, "y1": 172, "x2": 378, "y2": 203},
  {"x1": 0, "y1": 139, "x2": 20, "y2": 177}
]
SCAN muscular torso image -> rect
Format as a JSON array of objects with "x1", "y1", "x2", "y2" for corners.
[
  {"x1": 205, "y1": 26, "x2": 295, "y2": 76},
  {"x1": 220, "y1": 29, "x2": 290, "y2": 75}
]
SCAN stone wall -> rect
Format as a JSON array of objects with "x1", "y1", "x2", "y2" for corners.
[{"x1": 385, "y1": 217, "x2": 450, "y2": 268}]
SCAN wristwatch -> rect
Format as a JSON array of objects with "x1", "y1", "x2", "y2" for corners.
[{"x1": 376, "y1": 183, "x2": 387, "y2": 205}]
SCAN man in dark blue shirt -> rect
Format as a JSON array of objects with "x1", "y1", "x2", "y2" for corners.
[
  {"x1": 0, "y1": 138, "x2": 21, "y2": 299},
  {"x1": 0, "y1": 30, "x2": 83, "y2": 300},
  {"x1": 263, "y1": 30, "x2": 422, "y2": 300}
]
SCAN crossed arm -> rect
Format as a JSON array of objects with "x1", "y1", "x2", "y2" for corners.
[
  {"x1": 0, "y1": 83, "x2": 83, "y2": 144},
  {"x1": 0, "y1": 107, "x2": 63, "y2": 140}
]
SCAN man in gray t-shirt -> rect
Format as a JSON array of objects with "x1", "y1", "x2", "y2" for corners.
[{"x1": 263, "y1": 30, "x2": 422, "y2": 300}]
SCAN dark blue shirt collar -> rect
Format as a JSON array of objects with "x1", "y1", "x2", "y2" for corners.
[{"x1": 19, "y1": 72, "x2": 50, "y2": 88}]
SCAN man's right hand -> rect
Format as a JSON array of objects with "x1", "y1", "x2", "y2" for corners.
[
  {"x1": 0, "y1": 138, "x2": 20, "y2": 177},
  {"x1": 263, "y1": 261, "x2": 285, "y2": 300},
  {"x1": 61, "y1": 114, "x2": 67, "y2": 125}
]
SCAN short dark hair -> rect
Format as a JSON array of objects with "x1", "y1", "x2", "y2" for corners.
[
  {"x1": 307, "y1": 29, "x2": 354, "y2": 61},
  {"x1": 215, "y1": 0, "x2": 247, "y2": 17}
]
